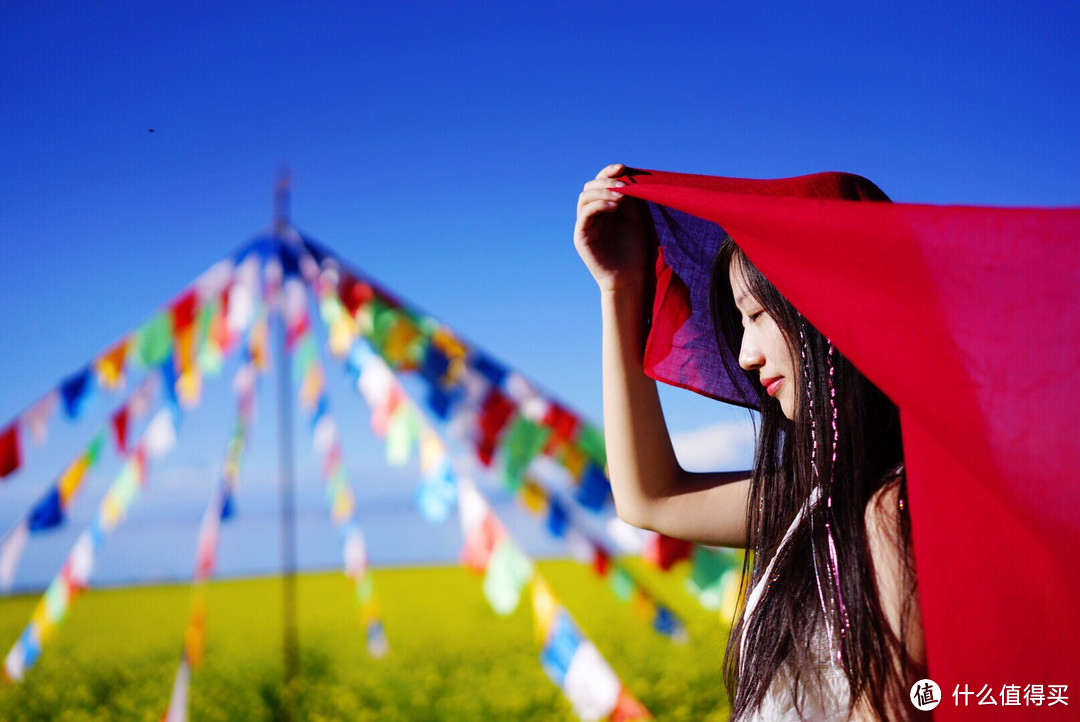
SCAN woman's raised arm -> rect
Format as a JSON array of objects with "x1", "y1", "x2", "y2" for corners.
[{"x1": 575, "y1": 164, "x2": 751, "y2": 548}]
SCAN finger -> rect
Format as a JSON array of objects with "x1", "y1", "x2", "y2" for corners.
[
  {"x1": 577, "y1": 183, "x2": 626, "y2": 212},
  {"x1": 581, "y1": 177, "x2": 626, "y2": 194},
  {"x1": 577, "y1": 193, "x2": 622, "y2": 220},
  {"x1": 575, "y1": 198, "x2": 620, "y2": 233},
  {"x1": 578, "y1": 197, "x2": 620, "y2": 221},
  {"x1": 594, "y1": 163, "x2": 625, "y2": 181}
]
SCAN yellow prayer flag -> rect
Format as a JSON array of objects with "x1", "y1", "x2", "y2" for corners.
[
  {"x1": 418, "y1": 430, "x2": 445, "y2": 475},
  {"x1": 177, "y1": 367, "x2": 202, "y2": 408},
  {"x1": 383, "y1": 316, "x2": 423, "y2": 368},
  {"x1": 520, "y1": 479, "x2": 548, "y2": 515},
  {"x1": 355, "y1": 304, "x2": 375, "y2": 337},
  {"x1": 432, "y1": 328, "x2": 467, "y2": 359},
  {"x1": 94, "y1": 339, "x2": 129, "y2": 389},
  {"x1": 185, "y1": 591, "x2": 207, "y2": 669},
  {"x1": 558, "y1": 444, "x2": 587, "y2": 482},
  {"x1": 331, "y1": 489, "x2": 355, "y2": 524},
  {"x1": 719, "y1": 569, "x2": 745, "y2": 623},
  {"x1": 359, "y1": 598, "x2": 381, "y2": 627},
  {"x1": 30, "y1": 601, "x2": 49, "y2": 632},
  {"x1": 58, "y1": 457, "x2": 90, "y2": 505},
  {"x1": 249, "y1": 316, "x2": 269, "y2": 370},
  {"x1": 632, "y1": 590, "x2": 656, "y2": 622},
  {"x1": 101, "y1": 493, "x2": 124, "y2": 531},
  {"x1": 36, "y1": 618, "x2": 59, "y2": 647},
  {"x1": 174, "y1": 325, "x2": 197, "y2": 377},
  {"x1": 329, "y1": 313, "x2": 356, "y2": 358},
  {"x1": 530, "y1": 576, "x2": 558, "y2": 645},
  {"x1": 299, "y1": 365, "x2": 325, "y2": 411}
]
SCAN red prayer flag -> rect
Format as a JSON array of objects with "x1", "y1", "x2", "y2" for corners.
[
  {"x1": 170, "y1": 289, "x2": 198, "y2": 334},
  {"x1": 475, "y1": 388, "x2": 516, "y2": 466},
  {"x1": 609, "y1": 685, "x2": 652, "y2": 721},
  {"x1": 338, "y1": 272, "x2": 375, "y2": 316},
  {"x1": 0, "y1": 423, "x2": 21, "y2": 479},
  {"x1": 642, "y1": 533, "x2": 693, "y2": 572},
  {"x1": 542, "y1": 402, "x2": 579, "y2": 442},
  {"x1": 617, "y1": 168, "x2": 1080, "y2": 719},
  {"x1": 461, "y1": 512, "x2": 507, "y2": 572},
  {"x1": 112, "y1": 407, "x2": 129, "y2": 455},
  {"x1": 592, "y1": 547, "x2": 611, "y2": 577}
]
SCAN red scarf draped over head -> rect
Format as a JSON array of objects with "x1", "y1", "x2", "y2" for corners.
[{"x1": 616, "y1": 168, "x2": 1080, "y2": 720}]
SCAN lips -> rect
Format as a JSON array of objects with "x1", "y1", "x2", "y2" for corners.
[{"x1": 761, "y1": 376, "x2": 784, "y2": 397}]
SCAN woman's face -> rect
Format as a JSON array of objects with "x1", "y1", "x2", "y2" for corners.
[{"x1": 729, "y1": 262, "x2": 798, "y2": 420}]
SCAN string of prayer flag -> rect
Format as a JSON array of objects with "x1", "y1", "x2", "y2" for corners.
[
  {"x1": 312, "y1": 275, "x2": 692, "y2": 640},
  {"x1": 292, "y1": 273, "x2": 387, "y2": 657},
  {"x1": 0, "y1": 373, "x2": 161, "y2": 591},
  {"x1": 162, "y1": 353, "x2": 260, "y2": 721}
]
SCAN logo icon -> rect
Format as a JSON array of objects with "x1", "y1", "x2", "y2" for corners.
[{"x1": 910, "y1": 679, "x2": 941, "y2": 711}]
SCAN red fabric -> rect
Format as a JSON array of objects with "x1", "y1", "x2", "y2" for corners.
[
  {"x1": 618, "y1": 168, "x2": 1080, "y2": 718},
  {"x1": 0, "y1": 422, "x2": 20, "y2": 479}
]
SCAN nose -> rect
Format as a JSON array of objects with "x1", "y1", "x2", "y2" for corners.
[{"x1": 738, "y1": 332, "x2": 764, "y2": 371}]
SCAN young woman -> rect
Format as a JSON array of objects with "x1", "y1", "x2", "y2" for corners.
[{"x1": 574, "y1": 164, "x2": 926, "y2": 720}]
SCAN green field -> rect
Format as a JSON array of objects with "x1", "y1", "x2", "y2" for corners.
[{"x1": 0, "y1": 561, "x2": 733, "y2": 721}]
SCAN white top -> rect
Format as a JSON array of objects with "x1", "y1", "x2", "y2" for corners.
[{"x1": 738, "y1": 488, "x2": 853, "y2": 721}]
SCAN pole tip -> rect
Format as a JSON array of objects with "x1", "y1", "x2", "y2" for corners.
[{"x1": 274, "y1": 167, "x2": 294, "y2": 236}]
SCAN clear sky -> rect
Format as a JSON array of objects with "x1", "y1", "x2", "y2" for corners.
[{"x1": 1, "y1": 2, "x2": 1077, "y2": 586}]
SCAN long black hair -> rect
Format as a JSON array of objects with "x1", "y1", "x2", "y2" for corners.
[{"x1": 710, "y1": 238, "x2": 924, "y2": 719}]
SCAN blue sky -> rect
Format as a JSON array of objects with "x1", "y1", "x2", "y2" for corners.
[{"x1": 1, "y1": 2, "x2": 1077, "y2": 587}]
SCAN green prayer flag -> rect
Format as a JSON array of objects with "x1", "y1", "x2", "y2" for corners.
[
  {"x1": 610, "y1": 567, "x2": 635, "y2": 602},
  {"x1": 502, "y1": 415, "x2": 551, "y2": 492},
  {"x1": 86, "y1": 432, "x2": 105, "y2": 466},
  {"x1": 686, "y1": 547, "x2": 739, "y2": 611},
  {"x1": 137, "y1": 312, "x2": 174, "y2": 367},
  {"x1": 292, "y1": 335, "x2": 317, "y2": 383},
  {"x1": 386, "y1": 405, "x2": 420, "y2": 466},
  {"x1": 577, "y1": 423, "x2": 607, "y2": 468},
  {"x1": 367, "y1": 300, "x2": 394, "y2": 350},
  {"x1": 356, "y1": 574, "x2": 374, "y2": 604},
  {"x1": 482, "y1": 539, "x2": 534, "y2": 615}
]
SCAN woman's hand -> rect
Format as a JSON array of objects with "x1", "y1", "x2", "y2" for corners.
[{"x1": 574, "y1": 163, "x2": 651, "y2": 294}]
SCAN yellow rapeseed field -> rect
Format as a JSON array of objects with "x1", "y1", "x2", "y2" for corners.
[{"x1": 0, "y1": 560, "x2": 732, "y2": 721}]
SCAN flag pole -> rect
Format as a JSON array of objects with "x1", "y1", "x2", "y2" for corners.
[{"x1": 273, "y1": 170, "x2": 300, "y2": 720}]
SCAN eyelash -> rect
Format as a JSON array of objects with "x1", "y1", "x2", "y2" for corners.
[{"x1": 748, "y1": 311, "x2": 764, "y2": 324}]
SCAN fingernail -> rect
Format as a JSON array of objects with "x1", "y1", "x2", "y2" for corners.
[
  {"x1": 614, "y1": 181, "x2": 626, "y2": 187},
  {"x1": 607, "y1": 201, "x2": 618, "y2": 208},
  {"x1": 609, "y1": 191, "x2": 623, "y2": 200}
]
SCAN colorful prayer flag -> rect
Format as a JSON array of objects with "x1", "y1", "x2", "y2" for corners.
[
  {"x1": 0, "y1": 422, "x2": 20, "y2": 479},
  {"x1": 59, "y1": 367, "x2": 94, "y2": 419},
  {"x1": 482, "y1": 538, "x2": 534, "y2": 615},
  {"x1": 0, "y1": 521, "x2": 30, "y2": 591},
  {"x1": 20, "y1": 392, "x2": 57, "y2": 445}
]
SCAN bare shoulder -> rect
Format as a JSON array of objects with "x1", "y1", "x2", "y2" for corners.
[
  {"x1": 864, "y1": 472, "x2": 904, "y2": 545},
  {"x1": 863, "y1": 468, "x2": 925, "y2": 668}
]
